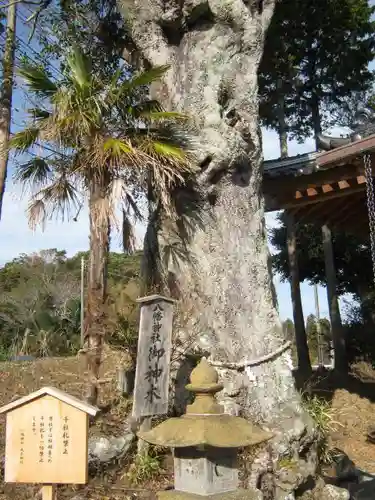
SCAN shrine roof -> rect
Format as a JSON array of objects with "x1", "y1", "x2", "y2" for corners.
[
  {"x1": 263, "y1": 151, "x2": 318, "y2": 178},
  {"x1": 0, "y1": 387, "x2": 99, "y2": 416},
  {"x1": 263, "y1": 133, "x2": 375, "y2": 178}
]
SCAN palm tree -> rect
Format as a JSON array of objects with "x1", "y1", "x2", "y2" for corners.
[
  {"x1": 11, "y1": 46, "x2": 195, "y2": 403},
  {"x1": 139, "y1": 173, "x2": 205, "y2": 297}
]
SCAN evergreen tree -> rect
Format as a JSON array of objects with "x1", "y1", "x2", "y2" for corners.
[
  {"x1": 282, "y1": 318, "x2": 295, "y2": 342},
  {"x1": 270, "y1": 212, "x2": 373, "y2": 300},
  {"x1": 259, "y1": 0, "x2": 375, "y2": 148}
]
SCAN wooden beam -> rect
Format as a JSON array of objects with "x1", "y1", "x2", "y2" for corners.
[
  {"x1": 357, "y1": 175, "x2": 366, "y2": 184},
  {"x1": 281, "y1": 183, "x2": 365, "y2": 209},
  {"x1": 317, "y1": 134, "x2": 375, "y2": 169},
  {"x1": 331, "y1": 193, "x2": 365, "y2": 230},
  {"x1": 326, "y1": 195, "x2": 364, "y2": 229},
  {"x1": 263, "y1": 162, "x2": 374, "y2": 196},
  {"x1": 338, "y1": 180, "x2": 350, "y2": 189},
  {"x1": 295, "y1": 199, "x2": 332, "y2": 224},
  {"x1": 315, "y1": 197, "x2": 352, "y2": 228}
]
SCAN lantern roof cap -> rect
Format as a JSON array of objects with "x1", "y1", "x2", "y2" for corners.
[{"x1": 138, "y1": 358, "x2": 273, "y2": 448}]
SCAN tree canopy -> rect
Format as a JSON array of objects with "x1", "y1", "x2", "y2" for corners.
[
  {"x1": 37, "y1": 0, "x2": 129, "y2": 78},
  {"x1": 270, "y1": 212, "x2": 373, "y2": 299},
  {"x1": 259, "y1": 0, "x2": 375, "y2": 144},
  {"x1": 0, "y1": 249, "x2": 141, "y2": 360}
]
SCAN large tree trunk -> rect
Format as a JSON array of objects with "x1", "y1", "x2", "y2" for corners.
[
  {"x1": 84, "y1": 179, "x2": 110, "y2": 405},
  {"x1": 0, "y1": 1, "x2": 16, "y2": 221},
  {"x1": 119, "y1": 1, "x2": 316, "y2": 496}
]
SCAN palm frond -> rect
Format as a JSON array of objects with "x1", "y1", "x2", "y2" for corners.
[
  {"x1": 27, "y1": 108, "x2": 50, "y2": 121},
  {"x1": 28, "y1": 177, "x2": 80, "y2": 230},
  {"x1": 127, "y1": 100, "x2": 188, "y2": 121},
  {"x1": 127, "y1": 99, "x2": 163, "y2": 118},
  {"x1": 10, "y1": 127, "x2": 40, "y2": 153},
  {"x1": 66, "y1": 46, "x2": 92, "y2": 88},
  {"x1": 152, "y1": 141, "x2": 186, "y2": 160},
  {"x1": 18, "y1": 63, "x2": 58, "y2": 97},
  {"x1": 144, "y1": 111, "x2": 189, "y2": 121},
  {"x1": 27, "y1": 198, "x2": 47, "y2": 230},
  {"x1": 14, "y1": 157, "x2": 51, "y2": 188},
  {"x1": 128, "y1": 123, "x2": 195, "y2": 157},
  {"x1": 123, "y1": 65, "x2": 170, "y2": 91},
  {"x1": 103, "y1": 137, "x2": 134, "y2": 156},
  {"x1": 124, "y1": 192, "x2": 143, "y2": 222},
  {"x1": 162, "y1": 240, "x2": 190, "y2": 273}
]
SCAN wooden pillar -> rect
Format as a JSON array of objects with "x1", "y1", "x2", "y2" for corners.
[
  {"x1": 41, "y1": 486, "x2": 56, "y2": 500},
  {"x1": 286, "y1": 212, "x2": 312, "y2": 373},
  {"x1": 321, "y1": 225, "x2": 347, "y2": 373}
]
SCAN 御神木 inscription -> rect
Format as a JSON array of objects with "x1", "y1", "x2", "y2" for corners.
[{"x1": 133, "y1": 295, "x2": 175, "y2": 418}]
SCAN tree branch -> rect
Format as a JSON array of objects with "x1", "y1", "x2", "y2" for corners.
[
  {"x1": 260, "y1": 0, "x2": 276, "y2": 30},
  {"x1": 0, "y1": 0, "x2": 41, "y2": 8},
  {"x1": 118, "y1": 0, "x2": 173, "y2": 66},
  {"x1": 209, "y1": 0, "x2": 251, "y2": 29},
  {"x1": 26, "y1": 0, "x2": 52, "y2": 41}
]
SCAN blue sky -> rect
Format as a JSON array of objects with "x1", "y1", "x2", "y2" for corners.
[{"x1": 0, "y1": 4, "x2": 367, "y2": 322}]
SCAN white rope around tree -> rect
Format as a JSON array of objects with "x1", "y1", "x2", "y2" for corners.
[{"x1": 207, "y1": 341, "x2": 292, "y2": 370}]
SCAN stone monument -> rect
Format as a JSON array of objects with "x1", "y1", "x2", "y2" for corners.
[{"x1": 138, "y1": 358, "x2": 273, "y2": 499}]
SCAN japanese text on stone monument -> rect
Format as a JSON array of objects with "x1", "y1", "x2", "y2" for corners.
[{"x1": 133, "y1": 297, "x2": 174, "y2": 418}]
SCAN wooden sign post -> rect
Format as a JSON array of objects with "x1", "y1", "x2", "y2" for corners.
[
  {"x1": 132, "y1": 295, "x2": 175, "y2": 454},
  {"x1": 0, "y1": 387, "x2": 98, "y2": 500},
  {"x1": 132, "y1": 295, "x2": 175, "y2": 419}
]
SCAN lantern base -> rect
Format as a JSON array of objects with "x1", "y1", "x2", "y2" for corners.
[{"x1": 157, "y1": 489, "x2": 261, "y2": 500}]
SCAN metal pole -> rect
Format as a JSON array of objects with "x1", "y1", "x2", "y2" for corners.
[
  {"x1": 314, "y1": 284, "x2": 324, "y2": 367},
  {"x1": 80, "y1": 256, "x2": 85, "y2": 346}
]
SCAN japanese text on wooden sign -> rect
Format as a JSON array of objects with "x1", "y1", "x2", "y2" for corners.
[
  {"x1": 0, "y1": 389, "x2": 97, "y2": 484},
  {"x1": 132, "y1": 296, "x2": 174, "y2": 418}
]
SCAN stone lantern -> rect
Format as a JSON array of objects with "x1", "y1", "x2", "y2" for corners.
[{"x1": 138, "y1": 358, "x2": 273, "y2": 499}]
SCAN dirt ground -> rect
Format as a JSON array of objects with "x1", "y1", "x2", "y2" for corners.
[
  {"x1": 1, "y1": 354, "x2": 375, "y2": 498},
  {"x1": 298, "y1": 362, "x2": 375, "y2": 473},
  {"x1": 0, "y1": 348, "x2": 166, "y2": 500}
]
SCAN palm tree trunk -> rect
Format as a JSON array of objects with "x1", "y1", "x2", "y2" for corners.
[
  {"x1": 84, "y1": 178, "x2": 110, "y2": 405},
  {"x1": 0, "y1": 1, "x2": 17, "y2": 221}
]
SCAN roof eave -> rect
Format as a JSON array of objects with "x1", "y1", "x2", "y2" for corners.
[{"x1": 0, "y1": 386, "x2": 99, "y2": 416}]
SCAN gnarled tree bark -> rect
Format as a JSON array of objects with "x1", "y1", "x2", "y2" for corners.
[{"x1": 118, "y1": 1, "x2": 317, "y2": 497}]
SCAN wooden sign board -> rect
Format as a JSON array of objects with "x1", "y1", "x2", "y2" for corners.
[
  {"x1": 132, "y1": 295, "x2": 175, "y2": 419},
  {"x1": 0, "y1": 387, "x2": 98, "y2": 484}
]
